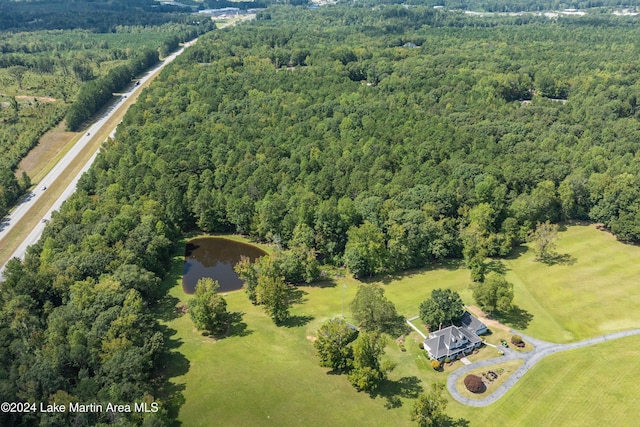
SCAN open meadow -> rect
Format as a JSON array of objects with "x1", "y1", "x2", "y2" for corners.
[
  {"x1": 498, "y1": 223, "x2": 640, "y2": 342},
  {"x1": 160, "y1": 224, "x2": 640, "y2": 426}
]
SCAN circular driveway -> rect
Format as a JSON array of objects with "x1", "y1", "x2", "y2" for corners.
[{"x1": 447, "y1": 329, "x2": 640, "y2": 406}]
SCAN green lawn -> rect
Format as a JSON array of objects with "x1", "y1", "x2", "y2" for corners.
[
  {"x1": 159, "y1": 225, "x2": 640, "y2": 426},
  {"x1": 449, "y1": 335, "x2": 640, "y2": 426},
  {"x1": 499, "y1": 223, "x2": 640, "y2": 342},
  {"x1": 455, "y1": 360, "x2": 524, "y2": 400},
  {"x1": 162, "y1": 267, "x2": 425, "y2": 426}
]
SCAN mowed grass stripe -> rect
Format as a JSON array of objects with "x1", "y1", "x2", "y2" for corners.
[{"x1": 502, "y1": 262, "x2": 574, "y2": 343}]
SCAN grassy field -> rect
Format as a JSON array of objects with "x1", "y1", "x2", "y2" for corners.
[
  {"x1": 161, "y1": 236, "x2": 447, "y2": 427},
  {"x1": 160, "y1": 225, "x2": 640, "y2": 426},
  {"x1": 449, "y1": 335, "x2": 640, "y2": 425},
  {"x1": 498, "y1": 223, "x2": 640, "y2": 343}
]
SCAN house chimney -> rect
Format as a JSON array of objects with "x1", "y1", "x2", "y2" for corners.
[{"x1": 439, "y1": 322, "x2": 442, "y2": 330}]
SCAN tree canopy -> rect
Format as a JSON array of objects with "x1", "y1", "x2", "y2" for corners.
[
  {"x1": 411, "y1": 382, "x2": 448, "y2": 427},
  {"x1": 188, "y1": 278, "x2": 229, "y2": 336},
  {"x1": 314, "y1": 318, "x2": 358, "y2": 372},
  {"x1": 343, "y1": 221, "x2": 387, "y2": 278},
  {"x1": 256, "y1": 274, "x2": 291, "y2": 325},
  {"x1": 529, "y1": 221, "x2": 560, "y2": 261},
  {"x1": 350, "y1": 284, "x2": 399, "y2": 333},
  {"x1": 419, "y1": 289, "x2": 465, "y2": 330},
  {"x1": 347, "y1": 331, "x2": 392, "y2": 393},
  {"x1": 472, "y1": 272, "x2": 514, "y2": 314},
  {"x1": 5, "y1": 4, "x2": 640, "y2": 424}
]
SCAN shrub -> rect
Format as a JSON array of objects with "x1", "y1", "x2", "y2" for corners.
[
  {"x1": 464, "y1": 374, "x2": 486, "y2": 393},
  {"x1": 430, "y1": 359, "x2": 441, "y2": 370},
  {"x1": 511, "y1": 334, "x2": 525, "y2": 347},
  {"x1": 444, "y1": 357, "x2": 451, "y2": 364},
  {"x1": 418, "y1": 342, "x2": 424, "y2": 350}
]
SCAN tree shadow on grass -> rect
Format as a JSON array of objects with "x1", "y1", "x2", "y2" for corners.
[
  {"x1": 154, "y1": 244, "x2": 189, "y2": 322},
  {"x1": 486, "y1": 259, "x2": 507, "y2": 275},
  {"x1": 373, "y1": 260, "x2": 465, "y2": 285},
  {"x1": 504, "y1": 245, "x2": 529, "y2": 260},
  {"x1": 227, "y1": 311, "x2": 253, "y2": 337},
  {"x1": 156, "y1": 293, "x2": 183, "y2": 322},
  {"x1": 308, "y1": 276, "x2": 338, "y2": 288},
  {"x1": 370, "y1": 376, "x2": 424, "y2": 408},
  {"x1": 385, "y1": 316, "x2": 412, "y2": 337},
  {"x1": 289, "y1": 286, "x2": 309, "y2": 305},
  {"x1": 443, "y1": 417, "x2": 471, "y2": 427},
  {"x1": 282, "y1": 314, "x2": 314, "y2": 328},
  {"x1": 493, "y1": 305, "x2": 534, "y2": 330},
  {"x1": 155, "y1": 325, "x2": 189, "y2": 427},
  {"x1": 540, "y1": 252, "x2": 576, "y2": 266},
  {"x1": 159, "y1": 376, "x2": 186, "y2": 427}
]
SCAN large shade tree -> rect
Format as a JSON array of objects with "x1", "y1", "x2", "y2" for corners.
[
  {"x1": 529, "y1": 220, "x2": 559, "y2": 261},
  {"x1": 411, "y1": 382, "x2": 448, "y2": 427},
  {"x1": 343, "y1": 221, "x2": 387, "y2": 278},
  {"x1": 256, "y1": 274, "x2": 291, "y2": 325},
  {"x1": 234, "y1": 255, "x2": 260, "y2": 304},
  {"x1": 350, "y1": 284, "x2": 399, "y2": 333},
  {"x1": 347, "y1": 331, "x2": 393, "y2": 392},
  {"x1": 472, "y1": 272, "x2": 514, "y2": 314},
  {"x1": 419, "y1": 289, "x2": 464, "y2": 330},
  {"x1": 188, "y1": 278, "x2": 229, "y2": 336},
  {"x1": 314, "y1": 318, "x2": 358, "y2": 372}
]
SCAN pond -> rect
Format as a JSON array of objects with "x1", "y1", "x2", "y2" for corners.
[{"x1": 182, "y1": 237, "x2": 267, "y2": 294}]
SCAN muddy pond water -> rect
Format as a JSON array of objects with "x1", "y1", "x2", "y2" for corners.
[{"x1": 182, "y1": 237, "x2": 266, "y2": 294}]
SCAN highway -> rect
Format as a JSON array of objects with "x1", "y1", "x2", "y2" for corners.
[{"x1": 0, "y1": 39, "x2": 197, "y2": 278}]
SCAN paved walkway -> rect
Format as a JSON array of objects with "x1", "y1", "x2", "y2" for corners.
[
  {"x1": 406, "y1": 316, "x2": 427, "y2": 339},
  {"x1": 447, "y1": 328, "x2": 640, "y2": 407}
]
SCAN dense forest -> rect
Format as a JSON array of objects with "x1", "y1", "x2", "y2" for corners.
[
  {"x1": 0, "y1": 0, "x2": 200, "y2": 32},
  {"x1": 3, "y1": 4, "x2": 640, "y2": 425},
  {"x1": 0, "y1": 0, "x2": 268, "y2": 33},
  {"x1": 0, "y1": 11, "x2": 214, "y2": 219},
  {"x1": 355, "y1": 0, "x2": 640, "y2": 12}
]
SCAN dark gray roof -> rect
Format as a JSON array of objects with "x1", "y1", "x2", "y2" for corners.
[
  {"x1": 459, "y1": 311, "x2": 487, "y2": 334},
  {"x1": 423, "y1": 312, "x2": 487, "y2": 360},
  {"x1": 423, "y1": 324, "x2": 481, "y2": 360}
]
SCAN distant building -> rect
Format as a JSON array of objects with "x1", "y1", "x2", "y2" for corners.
[{"x1": 199, "y1": 8, "x2": 241, "y2": 16}]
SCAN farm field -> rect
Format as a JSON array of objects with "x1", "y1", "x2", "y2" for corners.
[{"x1": 161, "y1": 224, "x2": 640, "y2": 426}]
